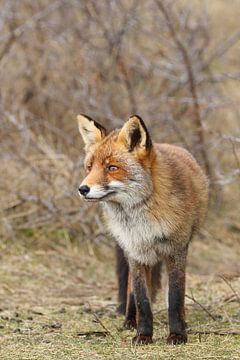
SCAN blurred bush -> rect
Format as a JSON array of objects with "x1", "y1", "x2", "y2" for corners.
[{"x1": 0, "y1": 0, "x2": 239, "y2": 245}]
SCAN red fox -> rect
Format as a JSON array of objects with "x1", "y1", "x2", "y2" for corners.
[{"x1": 77, "y1": 114, "x2": 209, "y2": 345}]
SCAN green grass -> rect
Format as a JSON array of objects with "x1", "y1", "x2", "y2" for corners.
[{"x1": 0, "y1": 242, "x2": 239, "y2": 359}]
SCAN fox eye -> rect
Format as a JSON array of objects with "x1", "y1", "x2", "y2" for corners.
[
  {"x1": 86, "y1": 163, "x2": 92, "y2": 172},
  {"x1": 107, "y1": 165, "x2": 119, "y2": 172}
]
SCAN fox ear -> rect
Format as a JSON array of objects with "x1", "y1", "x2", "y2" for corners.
[
  {"x1": 77, "y1": 114, "x2": 106, "y2": 150},
  {"x1": 118, "y1": 115, "x2": 152, "y2": 152}
]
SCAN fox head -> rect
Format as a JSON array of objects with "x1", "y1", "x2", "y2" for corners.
[{"x1": 77, "y1": 114, "x2": 155, "y2": 207}]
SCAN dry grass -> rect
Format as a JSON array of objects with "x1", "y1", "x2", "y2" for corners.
[{"x1": 0, "y1": 238, "x2": 239, "y2": 360}]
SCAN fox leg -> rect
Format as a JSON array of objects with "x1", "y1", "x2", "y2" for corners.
[
  {"x1": 129, "y1": 260, "x2": 153, "y2": 345},
  {"x1": 123, "y1": 272, "x2": 137, "y2": 329},
  {"x1": 116, "y1": 244, "x2": 129, "y2": 314},
  {"x1": 165, "y1": 247, "x2": 188, "y2": 345}
]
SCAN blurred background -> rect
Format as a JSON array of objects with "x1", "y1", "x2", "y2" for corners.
[{"x1": 0, "y1": 0, "x2": 239, "y2": 273}]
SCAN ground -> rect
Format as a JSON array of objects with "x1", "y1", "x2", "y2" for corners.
[{"x1": 0, "y1": 219, "x2": 239, "y2": 360}]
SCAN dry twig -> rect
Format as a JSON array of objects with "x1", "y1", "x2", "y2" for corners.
[
  {"x1": 185, "y1": 292, "x2": 217, "y2": 321},
  {"x1": 219, "y1": 276, "x2": 240, "y2": 303},
  {"x1": 188, "y1": 329, "x2": 240, "y2": 336}
]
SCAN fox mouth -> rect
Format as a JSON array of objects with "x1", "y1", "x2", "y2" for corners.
[{"x1": 85, "y1": 191, "x2": 116, "y2": 202}]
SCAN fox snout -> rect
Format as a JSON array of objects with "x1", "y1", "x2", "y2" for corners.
[
  {"x1": 78, "y1": 185, "x2": 90, "y2": 197},
  {"x1": 78, "y1": 182, "x2": 118, "y2": 201}
]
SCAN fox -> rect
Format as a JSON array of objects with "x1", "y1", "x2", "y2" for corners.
[{"x1": 77, "y1": 114, "x2": 209, "y2": 345}]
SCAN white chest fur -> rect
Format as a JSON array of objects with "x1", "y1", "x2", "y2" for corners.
[{"x1": 104, "y1": 203, "x2": 173, "y2": 265}]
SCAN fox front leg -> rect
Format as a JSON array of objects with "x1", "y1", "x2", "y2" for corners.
[
  {"x1": 166, "y1": 248, "x2": 188, "y2": 345},
  {"x1": 116, "y1": 244, "x2": 129, "y2": 315},
  {"x1": 123, "y1": 271, "x2": 137, "y2": 330},
  {"x1": 129, "y1": 260, "x2": 153, "y2": 345}
]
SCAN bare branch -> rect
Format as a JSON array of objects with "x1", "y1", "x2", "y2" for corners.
[
  {"x1": 155, "y1": 0, "x2": 212, "y2": 178},
  {"x1": 185, "y1": 292, "x2": 217, "y2": 321}
]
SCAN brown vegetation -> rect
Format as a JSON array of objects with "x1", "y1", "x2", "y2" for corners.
[
  {"x1": 1, "y1": 0, "x2": 239, "y2": 246},
  {"x1": 0, "y1": 0, "x2": 239, "y2": 357}
]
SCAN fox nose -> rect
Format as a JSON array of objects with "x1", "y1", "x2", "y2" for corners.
[{"x1": 79, "y1": 185, "x2": 90, "y2": 196}]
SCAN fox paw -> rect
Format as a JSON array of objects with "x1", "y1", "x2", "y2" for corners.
[
  {"x1": 167, "y1": 333, "x2": 187, "y2": 345},
  {"x1": 132, "y1": 335, "x2": 153, "y2": 345},
  {"x1": 123, "y1": 318, "x2": 137, "y2": 330}
]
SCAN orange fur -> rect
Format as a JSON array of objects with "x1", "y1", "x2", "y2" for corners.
[{"x1": 77, "y1": 114, "x2": 209, "y2": 345}]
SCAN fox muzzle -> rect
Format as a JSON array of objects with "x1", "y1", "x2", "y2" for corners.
[{"x1": 78, "y1": 185, "x2": 90, "y2": 197}]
